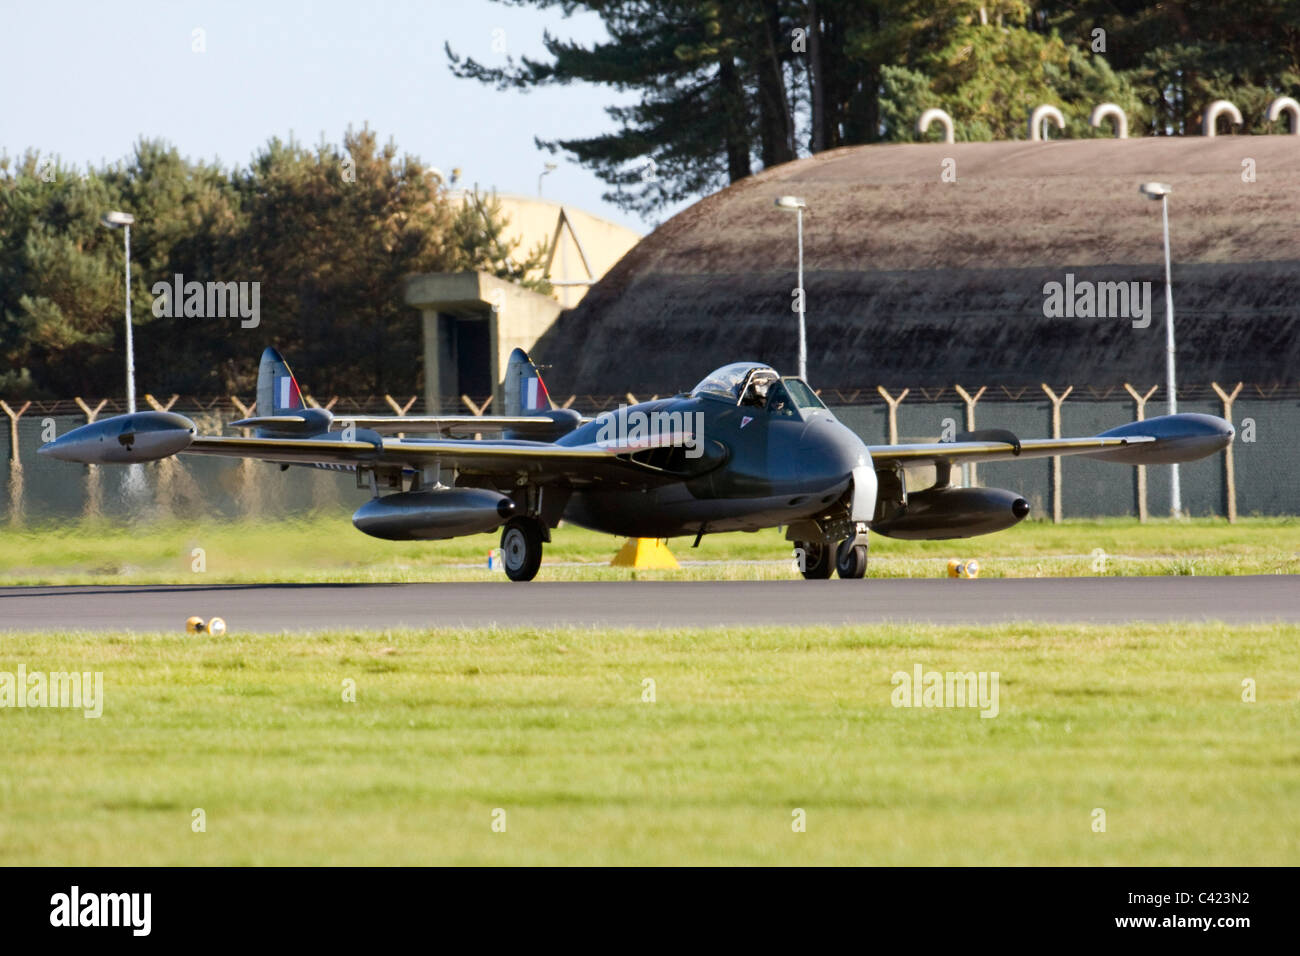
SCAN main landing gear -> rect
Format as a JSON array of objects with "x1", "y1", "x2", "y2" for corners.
[
  {"x1": 500, "y1": 517, "x2": 545, "y2": 582},
  {"x1": 796, "y1": 531, "x2": 868, "y2": 580},
  {"x1": 797, "y1": 540, "x2": 833, "y2": 579}
]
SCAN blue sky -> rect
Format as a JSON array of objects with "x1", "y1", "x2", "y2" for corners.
[{"x1": 0, "y1": 0, "x2": 689, "y2": 232}]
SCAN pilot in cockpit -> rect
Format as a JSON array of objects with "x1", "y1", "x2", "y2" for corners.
[{"x1": 741, "y1": 378, "x2": 770, "y2": 407}]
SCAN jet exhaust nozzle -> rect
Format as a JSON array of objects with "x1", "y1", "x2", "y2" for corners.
[{"x1": 352, "y1": 489, "x2": 517, "y2": 541}]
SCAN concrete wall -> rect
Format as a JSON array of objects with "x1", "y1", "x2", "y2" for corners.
[{"x1": 406, "y1": 272, "x2": 562, "y2": 413}]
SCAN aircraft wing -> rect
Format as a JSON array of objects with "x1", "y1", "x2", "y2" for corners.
[
  {"x1": 39, "y1": 406, "x2": 712, "y2": 487},
  {"x1": 180, "y1": 433, "x2": 688, "y2": 485},
  {"x1": 868, "y1": 435, "x2": 1152, "y2": 467},
  {"x1": 332, "y1": 415, "x2": 591, "y2": 436},
  {"x1": 868, "y1": 413, "x2": 1234, "y2": 469},
  {"x1": 229, "y1": 413, "x2": 590, "y2": 437}
]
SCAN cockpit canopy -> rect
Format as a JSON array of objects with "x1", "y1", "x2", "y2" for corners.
[
  {"x1": 690, "y1": 362, "x2": 778, "y2": 402},
  {"x1": 690, "y1": 362, "x2": 827, "y2": 413}
]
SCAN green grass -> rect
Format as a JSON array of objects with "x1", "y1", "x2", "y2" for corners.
[
  {"x1": 1, "y1": 622, "x2": 1296, "y2": 865},
  {"x1": 1, "y1": 515, "x2": 1297, "y2": 584}
]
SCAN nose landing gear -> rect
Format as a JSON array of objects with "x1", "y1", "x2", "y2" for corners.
[
  {"x1": 835, "y1": 521, "x2": 870, "y2": 579},
  {"x1": 835, "y1": 538, "x2": 868, "y2": 579},
  {"x1": 795, "y1": 526, "x2": 869, "y2": 580}
]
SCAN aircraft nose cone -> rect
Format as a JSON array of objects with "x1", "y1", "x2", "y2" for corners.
[{"x1": 799, "y1": 417, "x2": 871, "y2": 481}]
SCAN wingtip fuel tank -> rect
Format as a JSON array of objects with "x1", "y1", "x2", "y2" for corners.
[
  {"x1": 37, "y1": 411, "x2": 197, "y2": 464},
  {"x1": 1088, "y1": 413, "x2": 1234, "y2": 465}
]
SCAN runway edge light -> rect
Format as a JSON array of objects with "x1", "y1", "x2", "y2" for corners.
[{"x1": 610, "y1": 538, "x2": 680, "y2": 569}]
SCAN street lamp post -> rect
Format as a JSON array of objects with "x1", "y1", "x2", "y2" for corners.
[
  {"x1": 774, "y1": 195, "x2": 808, "y2": 380},
  {"x1": 538, "y1": 161, "x2": 557, "y2": 198},
  {"x1": 1139, "y1": 181, "x2": 1180, "y2": 518},
  {"x1": 100, "y1": 210, "x2": 136, "y2": 414}
]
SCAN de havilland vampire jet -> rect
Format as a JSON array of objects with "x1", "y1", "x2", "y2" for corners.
[{"x1": 40, "y1": 347, "x2": 1234, "y2": 581}]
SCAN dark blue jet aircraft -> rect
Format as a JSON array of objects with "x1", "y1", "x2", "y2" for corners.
[{"x1": 41, "y1": 347, "x2": 1234, "y2": 581}]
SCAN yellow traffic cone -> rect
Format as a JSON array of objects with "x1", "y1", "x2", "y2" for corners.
[{"x1": 610, "y1": 538, "x2": 680, "y2": 569}]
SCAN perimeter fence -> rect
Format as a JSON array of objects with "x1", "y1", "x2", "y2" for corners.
[{"x1": 2, "y1": 381, "x2": 1295, "y2": 524}]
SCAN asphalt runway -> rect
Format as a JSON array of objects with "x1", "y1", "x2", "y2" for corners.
[{"x1": 0, "y1": 576, "x2": 1297, "y2": 632}]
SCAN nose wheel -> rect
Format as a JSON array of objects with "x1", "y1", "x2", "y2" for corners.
[
  {"x1": 500, "y1": 517, "x2": 544, "y2": 582},
  {"x1": 835, "y1": 539, "x2": 868, "y2": 579}
]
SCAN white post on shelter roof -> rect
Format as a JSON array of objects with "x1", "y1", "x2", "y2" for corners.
[{"x1": 774, "y1": 196, "x2": 808, "y2": 380}]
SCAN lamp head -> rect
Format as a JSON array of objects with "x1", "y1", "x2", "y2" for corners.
[
  {"x1": 774, "y1": 195, "x2": 807, "y2": 211},
  {"x1": 101, "y1": 210, "x2": 135, "y2": 227},
  {"x1": 1139, "y1": 182, "x2": 1172, "y2": 200}
]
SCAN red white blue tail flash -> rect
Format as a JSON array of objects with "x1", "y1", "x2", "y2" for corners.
[
  {"x1": 278, "y1": 373, "x2": 303, "y2": 411},
  {"x1": 257, "y1": 347, "x2": 305, "y2": 415},
  {"x1": 525, "y1": 373, "x2": 549, "y2": 411},
  {"x1": 504, "y1": 348, "x2": 552, "y2": 416}
]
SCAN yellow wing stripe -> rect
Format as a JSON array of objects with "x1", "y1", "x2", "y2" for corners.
[{"x1": 869, "y1": 435, "x2": 1153, "y2": 465}]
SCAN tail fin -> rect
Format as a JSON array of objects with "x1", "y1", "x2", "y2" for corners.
[
  {"x1": 241, "y1": 347, "x2": 334, "y2": 437},
  {"x1": 257, "y1": 347, "x2": 305, "y2": 415},
  {"x1": 503, "y1": 348, "x2": 552, "y2": 416}
]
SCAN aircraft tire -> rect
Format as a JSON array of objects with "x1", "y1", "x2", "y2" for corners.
[
  {"x1": 798, "y1": 540, "x2": 833, "y2": 580},
  {"x1": 835, "y1": 541, "x2": 868, "y2": 579},
  {"x1": 500, "y1": 517, "x2": 544, "y2": 582}
]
